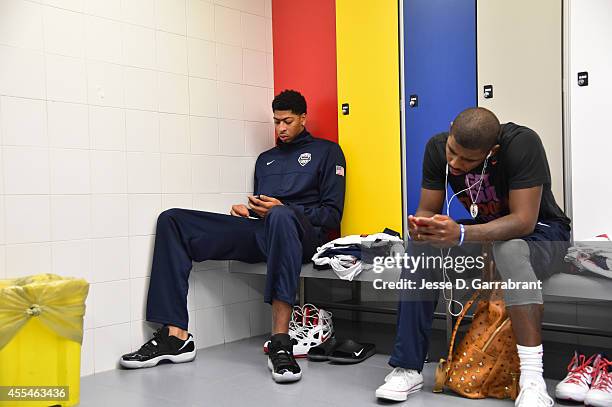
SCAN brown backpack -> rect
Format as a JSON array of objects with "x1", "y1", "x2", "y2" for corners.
[{"x1": 433, "y1": 288, "x2": 520, "y2": 399}]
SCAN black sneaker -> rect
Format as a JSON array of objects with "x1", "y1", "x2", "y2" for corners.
[
  {"x1": 120, "y1": 326, "x2": 196, "y2": 369},
  {"x1": 267, "y1": 333, "x2": 302, "y2": 383}
]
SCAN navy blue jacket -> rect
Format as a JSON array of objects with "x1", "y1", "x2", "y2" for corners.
[{"x1": 253, "y1": 129, "x2": 346, "y2": 233}]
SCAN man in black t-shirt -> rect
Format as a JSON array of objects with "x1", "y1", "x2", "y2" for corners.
[{"x1": 375, "y1": 108, "x2": 570, "y2": 406}]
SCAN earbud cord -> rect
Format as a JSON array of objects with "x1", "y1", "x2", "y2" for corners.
[{"x1": 441, "y1": 154, "x2": 490, "y2": 317}]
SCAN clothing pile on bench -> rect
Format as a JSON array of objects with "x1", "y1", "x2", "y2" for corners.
[
  {"x1": 311, "y1": 229, "x2": 404, "y2": 281},
  {"x1": 565, "y1": 233, "x2": 612, "y2": 279}
]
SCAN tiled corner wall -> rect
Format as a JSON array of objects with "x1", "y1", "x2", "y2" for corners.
[{"x1": 0, "y1": 0, "x2": 274, "y2": 375}]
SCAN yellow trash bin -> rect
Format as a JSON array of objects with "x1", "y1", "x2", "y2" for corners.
[{"x1": 0, "y1": 274, "x2": 89, "y2": 407}]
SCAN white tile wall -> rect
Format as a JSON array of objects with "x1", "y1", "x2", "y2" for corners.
[
  {"x1": 124, "y1": 67, "x2": 158, "y2": 111},
  {"x1": 93, "y1": 322, "x2": 130, "y2": 372},
  {"x1": 128, "y1": 235, "x2": 154, "y2": 278},
  {"x1": 52, "y1": 239, "x2": 92, "y2": 281},
  {"x1": 46, "y1": 53, "x2": 88, "y2": 103},
  {"x1": 121, "y1": 0, "x2": 154, "y2": 28},
  {"x1": 127, "y1": 152, "x2": 162, "y2": 193},
  {"x1": 243, "y1": 49, "x2": 268, "y2": 87},
  {"x1": 85, "y1": 0, "x2": 121, "y2": 21},
  {"x1": 5, "y1": 195, "x2": 51, "y2": 243},
  {"x1": 0, "y1": 0, "x2": 44, "y2": 51},
  {"x1": 89, "y1": 106, "x2": 126, "y2": 150},
  {"x1": 50, "y1": 148, "x2": 90, "y2": 193},
  {"x1": 6, "y1": 242, "x2": 52, "y2": 276},
  {"x1": 218, "y1": 119, "x2": 245, "y2": 156},
  {"x1": 86, "y1": 15, "x2": 123, "y2": 65},
  {"x1": 92, "y1": 237, "x2": 130, "y2": 282},
  {"x1": 157, "y1": 71, "x2": 188, "y2": 114},
  {"x1": 223, "y1": 301, "x2": 251, "y2": 342},
  {"x1": 4, "y1": 146, "x2": 49, "y2": 194},
  {"x1": 121, "y1": 24, "x2": 156, "y2": 70},
  {"x1": 0, "y1": 0, "x2": 274, "y2": 376},
  {"x1": 86, "y1": 60, "x2": 124, "y2": 107},
  {"x1": 216, "y1": 43, "x2": 242, "y2": 83},
  {"x1": 156, "y1": 30, "x2": 188, "y2": 75},
  {"x1": 241, "y1": 13, "x2": 266, "y2": 52},
  {"x1": 42, "y1": 6, "x2": 85, "y2": 58},
  {"x1": 189, "y1": 77, "x2": 218, "y2": 117},
  {"x1": 50, "y1": 194, "x2": 91, "y2": 240},
  {"x1": 186, "y1": 0, "x2": 214, "y2": 41},
  {"x1": 190, "y1": 115, "x2": 219, "y2": 154},
  {"x1": 128, "y1": 194, "x2": 161, "y2": 235},
  {"x1": 214, "y1": 5, "x2": 241, "y2": 47},
  {"x1": 155, "y1": 0, "x2": 186, "y2": 36},
  {"x1": 187, "y1": 37, "x2": 216, "y2": 79},
  {"x1": 91, "y1": 194, "x2": 128, "y2": 238},
  {"x1": 0, "y1": 45, "x2": 46, "y2": 99},
  {"x1": 47, "y1": 101, "x2": 89, "y2": 148},
  {"x1": 126, "y1": 110, "x2": 159, "y2": 152},
  {"x1": 1, "y1": 96, "x2": 48, "y2": 147},
  {"x1": 159, "y1": 113, "x2": 189, "y2": 153}
]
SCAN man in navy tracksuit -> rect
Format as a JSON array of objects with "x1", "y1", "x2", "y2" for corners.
[{"x1": 120, "y1": 90, "x2": 346, "y2": 383}]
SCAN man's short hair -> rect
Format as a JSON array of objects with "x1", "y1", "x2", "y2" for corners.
[
  {"x1": 450, "y1": 107, "x2": 500, "y2": 151},
  {"x1": 272, "y1": 90, "x2": 307, "y2": 115}
]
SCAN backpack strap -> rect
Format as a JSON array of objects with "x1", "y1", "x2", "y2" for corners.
[{"x1": 445, "y1": 289, "x2": 481, "y2": 364}]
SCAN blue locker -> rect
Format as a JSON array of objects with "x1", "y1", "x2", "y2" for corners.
[{"x1": 403, "y1": 0, "x2": 477, "y2": 220}]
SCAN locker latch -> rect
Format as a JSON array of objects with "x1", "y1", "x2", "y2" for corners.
[
  {"x1": 409, "y1": 94, "x2": 418, "y2": 108},
  {"x1": 341, "y1": 103, "x2": 350, "y2": 115},
  {"x1": 484, "y1": 85, "x2": 493, "y2": 99}
]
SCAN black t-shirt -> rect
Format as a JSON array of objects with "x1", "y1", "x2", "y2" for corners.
[{"x1": 422, "y1": 122, "x2": 571, "y2": 227}]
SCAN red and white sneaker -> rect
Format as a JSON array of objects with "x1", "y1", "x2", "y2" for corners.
[
  {"x1": 556, "y1": 352, "x2": 601, "y2": 402},
  {"x1": 585, "y1": 357, "x2": 612, "y2": 407},
  {"x1": 292, "y1": 304, "x2": 334, "y2": 357}
]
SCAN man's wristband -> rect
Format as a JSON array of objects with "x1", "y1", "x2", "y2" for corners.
[{"x1": 458, "y1": 224, "x2": 465, "y2": 246}]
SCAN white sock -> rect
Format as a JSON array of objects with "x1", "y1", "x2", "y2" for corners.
[{"x1": 517, "y1": 344, "x2": 546, "y2": 390}]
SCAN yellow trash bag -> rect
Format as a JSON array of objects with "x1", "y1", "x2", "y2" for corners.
[{"x1": 0, "y1": 274, "x2": 89, "y2": 407}]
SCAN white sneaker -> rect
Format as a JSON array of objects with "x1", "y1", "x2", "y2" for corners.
[
  {"x1": 292, "y1": 304, "x2": 334, "y2": 357},
  {"x1": 585, "y1": 357, "x2": 612, "y2": 407},
  {"x1": 375, "y1": 367, "x2": 424, "y2": 401},
  {"x1": 515, "y1": 382, "x2": 554, "y2": 407},
  {"x1": 555, "y1": 352, "x2": 600, "y2": 402}
]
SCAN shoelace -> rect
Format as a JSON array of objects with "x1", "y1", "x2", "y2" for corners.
[
  {"x1": 386, "y1": 367, "x2": 418, "y2": 383},
  {"x1": 288, "y1": 305, "x2": 304, "y2": 337},
  {"x1": 516, "y1": 384, "x2": 554, "y2": 407},
  {"x1": 564, "y1": 353, "x2": 597, "y2": 387},
  {"x1": 591, "y1": 358, "x2": 612, "y2": 392},
  {"x1": 270, "y1": 349, "x2": 296, "y2": 370},
  {"x1": 292, "y1": 304, "x2": 333, "y2": 342},
  {"x1": 139, "y1": 328, "x2": 165, "y2": 356}
]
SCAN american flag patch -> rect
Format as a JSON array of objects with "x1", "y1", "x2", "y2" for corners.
[{"x1": 335, "y1": 165, "x2": 345, "y2": 176}]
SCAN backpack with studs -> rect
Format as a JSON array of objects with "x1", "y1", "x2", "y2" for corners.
[{"x1": 433, "y1": 288, "x2": 520, "y2": 399}]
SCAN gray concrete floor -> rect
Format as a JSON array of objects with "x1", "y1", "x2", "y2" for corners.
[{"x1": 80, "y1": 334, "x2": 569, "y2": 407}]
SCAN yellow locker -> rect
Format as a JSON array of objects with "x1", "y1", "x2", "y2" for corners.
[{"x1": 336, "y1": 0, "x2": 403, "y2": 235}]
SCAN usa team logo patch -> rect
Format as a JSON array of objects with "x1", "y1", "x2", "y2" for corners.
[
  {"x1": 336, "y1": 165, "x2": 345, "y2": 176},
  {"x1": 298, "y1": 152, "x2": 311, "y2": 166}
]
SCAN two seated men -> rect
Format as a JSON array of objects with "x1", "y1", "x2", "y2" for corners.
[{"x1": 120, "y1": 90, "x2": 569, "y2": 407}]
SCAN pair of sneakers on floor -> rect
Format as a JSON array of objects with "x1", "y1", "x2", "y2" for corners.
[
  {"x1": 118, "y1": 326, "x2": 302, "y2": 383},
  {"x1": 119, "y1": 304, "x2": 334, "y2": 384},
  {"x1": 375, "y1": 367, "x2": 555, "y2": 406},
  {"x1": 555, "y1": 352, "x2": 612, "y2": 406}
]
